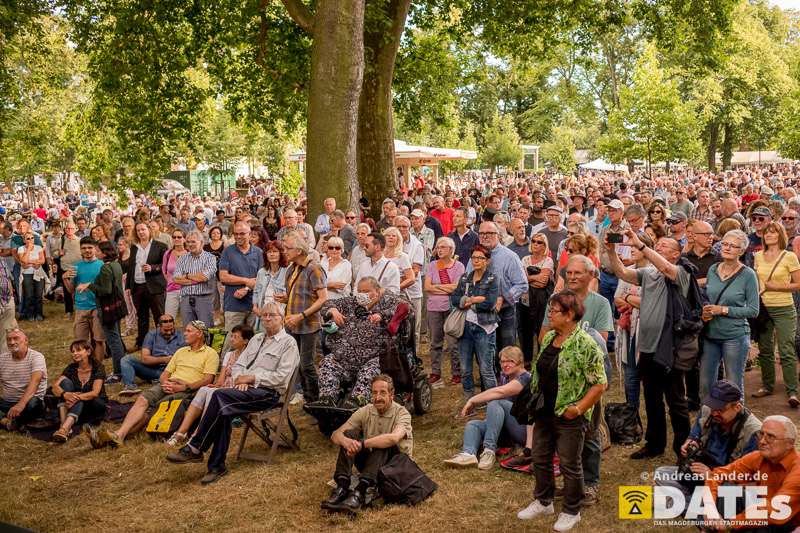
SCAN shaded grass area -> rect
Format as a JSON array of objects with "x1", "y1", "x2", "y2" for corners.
[{"x1": 2, "y1": 301, "x2": 770, "y2": 532}]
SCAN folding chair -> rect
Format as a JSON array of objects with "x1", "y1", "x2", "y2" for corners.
[{"x1": 235, "y1": 368, "x2": 300, "y2": 464}]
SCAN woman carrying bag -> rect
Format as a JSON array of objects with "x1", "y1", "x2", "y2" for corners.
[
  {"x1": 518, "y1": 232, "x2": 554, "y2": 367},
  {"x1": 752, "y1": 222, "x2": 800, "y2": 407}
]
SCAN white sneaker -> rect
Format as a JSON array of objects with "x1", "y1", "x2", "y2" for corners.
[
  {"x1": 289, "y1": 393, "x2": 304, "y2": 406},
  {"x1": 166, "y1": 432, "x2": 187, "y2": 447},
  {"x1": 553, "y1": 512, "x2": 581, "y2": 532},
  {"x1": 517, "y1": 500, "x2": 554, "y2": 520},
  {"x1": 443, "y1": 452, "x2": 478, "y2": 467},
  {"x1": 477, "y1": 449, "x2": 496, "y2": 470}
]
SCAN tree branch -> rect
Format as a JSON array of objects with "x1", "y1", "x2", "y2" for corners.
[{"x1": 280, "y1": 0, "x2": 314, "y2": 35}]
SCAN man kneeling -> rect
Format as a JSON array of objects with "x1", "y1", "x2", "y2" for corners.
[
  {"x1": 166, "y1": 303, "x2": 299, "y2": 484},
  {"x1": 322, "y1": 374, "x2": 413, "y2": 514}
]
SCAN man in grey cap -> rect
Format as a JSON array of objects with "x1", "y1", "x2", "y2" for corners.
[
  {"x1": 535, "y1": 205, "x2": 568, "y2": 253},
  {"x1": 653, "y1": 379, "x2": 760, "y2": 498},
  {"x1": 666, "y1": 211, "x2": 689, "y2": 249}
]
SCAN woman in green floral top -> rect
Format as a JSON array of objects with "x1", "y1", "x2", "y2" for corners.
[{"x1": 517, "y1": 290, "x2": 607, "y2": 532}]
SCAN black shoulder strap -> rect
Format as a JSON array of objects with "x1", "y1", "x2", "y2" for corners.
[{"x1": 712, "y1": 265, "x2": 745, "y2": 305}]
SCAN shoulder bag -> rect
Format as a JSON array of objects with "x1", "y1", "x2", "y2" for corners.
[{"x1": 749, "y1": 252, "x2": 785, "y2": 339}]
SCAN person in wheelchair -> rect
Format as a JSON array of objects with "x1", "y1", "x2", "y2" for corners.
[{"x1": 309, "y1": 276, "x2": 411, "y2": 409}]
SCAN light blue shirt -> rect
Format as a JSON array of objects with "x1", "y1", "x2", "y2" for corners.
[{"x1": 467, "y1": 243, "x2": 527, "y2": 308}]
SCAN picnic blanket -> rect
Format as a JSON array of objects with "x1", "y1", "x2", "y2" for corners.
[{"x1": 22, "y1": 400, "x2": 132, "y2": 442}]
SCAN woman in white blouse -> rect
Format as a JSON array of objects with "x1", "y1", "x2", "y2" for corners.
[
  {"x1": 321, "y1": 236, "x2": 352, "y2": 299},
  {"x1": 382, "y1": 227, "x2": 415, "y2": 296}
]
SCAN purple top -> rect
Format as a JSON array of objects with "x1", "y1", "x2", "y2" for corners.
[{"x1": 426, "y1": 259, "x2": 466, "y2": 312}]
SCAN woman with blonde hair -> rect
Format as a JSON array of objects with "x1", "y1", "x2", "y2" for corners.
[
  {"x1": 519, "y1": 232, "x2": 554, "y2": 365},
  {"x1": 382, "y1": 226, "x2": 415, "y2": 295}
]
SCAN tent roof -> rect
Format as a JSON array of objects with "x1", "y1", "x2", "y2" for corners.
[
  {"x1": 579, "y1": 158, "x2": 628, "y2": 172},
  {"x1": 289, "y1": 140, "x2": 477, "y2": 163}
]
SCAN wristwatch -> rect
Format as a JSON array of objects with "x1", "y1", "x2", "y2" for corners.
[{"x1": 636, "y1": 243, "x2": 646, "y2": 251}]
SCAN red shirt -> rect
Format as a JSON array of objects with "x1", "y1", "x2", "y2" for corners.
[{"x1": 430, "y1": 208, "x2": 454, "y2": 235}]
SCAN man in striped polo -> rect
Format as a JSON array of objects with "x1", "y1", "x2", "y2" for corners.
[{"x1": 173, "y1": 231, "x2": 218, "y2": 328}]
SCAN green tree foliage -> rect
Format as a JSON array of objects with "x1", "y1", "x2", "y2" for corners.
[
  {"x1": 541, "y1": 125, "x2": 577, "y2": 173},
  {"x1": 598, "y1": 44, "x2": 700, "y2": 172},
  {"x1": 480, "y1": 112, "x2": 521, "y2": 171},
  {"x1": 197, "y1": 101, "x2": 246, "y2": 181}
]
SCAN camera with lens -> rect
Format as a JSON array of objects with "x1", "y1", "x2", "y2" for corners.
[
  {"x1": 677, "y1": 440, "x2": 716, "y2": 488},
  {"x1": 527, "y1": 265, "x2": 541, "y2": 276}
]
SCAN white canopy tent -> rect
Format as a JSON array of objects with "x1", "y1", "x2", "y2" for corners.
[{"x1": 579, "y1": 158, "x2": 628, "y2": 172}]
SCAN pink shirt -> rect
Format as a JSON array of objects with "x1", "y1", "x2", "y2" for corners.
[{"x1": 425, "y1": 260, "x2": 466, "y2": 312}]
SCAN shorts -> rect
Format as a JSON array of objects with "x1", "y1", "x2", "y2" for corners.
[
  {"x1": 141, "y1": 383, "x2": 191, "y2": 409},
  {"x1": 74, "y1": 309, "x2": 106, "y2": 342}
]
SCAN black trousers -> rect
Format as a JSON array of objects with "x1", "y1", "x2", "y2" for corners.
[
  {"x1": 131, "y1": 283, "x2": 165, "y2": 348},
  {"x1": 639, "y1": 352, "x2": 690, "y2": 457},
  {"x1": 189, "y1": 386, "x2": 279, "y2": 472},
  {"x1": 334, "y1": 429, "x2": 397, "y2": 487}
]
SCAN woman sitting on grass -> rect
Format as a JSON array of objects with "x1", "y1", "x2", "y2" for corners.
[
  {"x1": 443, "y1": 346, "x2": 530, "y2": 471},
  {"x1": 166, "y1": 323, "x2": 255, "y2": 447},
  {"x1": 51, "y1": 340, "x2": 107, "y2": 443}
]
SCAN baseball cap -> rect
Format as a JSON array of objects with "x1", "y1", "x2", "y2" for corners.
[
  {"x1": 545, "y1": 205, "x2": 563, "y2": 214},
  {"x1": 410, "y1": 209, "x2": 425, "y2": 218},
  {"x1": 193, "y1": 213, "x2": 205, "y2": 220},
  {"x1": 751, "y1": 206, "x2": 772, "y2": 218},
  {"x1": 607, "y1": 199, "x2": 624, "y2": 210},
  {"x1": 702, "y1": 380, "x2": 742, "y2": 410},
  {"x1": 761, "y1": 186, "x2": 774, "y2": 195},
  {"x1": 667, "y1": 211, "x2": 688, "y2": 224}
]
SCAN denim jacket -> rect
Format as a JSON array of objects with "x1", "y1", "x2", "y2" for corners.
[{"x1": 450, "y1": 269, "x2": 499, "y2": 326}]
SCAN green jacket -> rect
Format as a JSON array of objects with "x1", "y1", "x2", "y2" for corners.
[
  {"x1": 531, "y1": 327, "x2": 607, "y2": 420},
  {"x1": 88, "y1": 260, "x2": 124, "y2": 298}
]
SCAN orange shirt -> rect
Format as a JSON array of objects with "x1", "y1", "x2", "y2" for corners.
[{"x1": 706, "y1": 449, "x2": 800, "y2": 529}]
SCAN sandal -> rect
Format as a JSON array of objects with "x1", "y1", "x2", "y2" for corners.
[
  {"x1": 751, "y1": 388, "x2": 773, "y2": 398},
  {"x1": 52, "y1": 428, "x2": 71, "y2": 443}
]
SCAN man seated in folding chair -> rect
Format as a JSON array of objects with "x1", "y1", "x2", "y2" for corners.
[{"x1": 166, "y1": 302, "x2": 299, "y2": 484}]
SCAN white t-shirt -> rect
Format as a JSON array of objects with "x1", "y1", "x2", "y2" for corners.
[
  {"x1": 388, "y1": 253, "x2": 413, "y2": 297},
  {"x1": 17, "y1": 245, "x2": 43, "y2": 275},
  {"x1": 520, "y1": 255, "x2": 554, "y2": 306},
  {"x1": 402, "y1": 237, "x2": 425, "y2": 300},
  {"x1": 356, "y1": 256, "x2": 401, "y2": 294},
  {"x1": 321, "y1": 257, "x2": 352, "y2": 299}
]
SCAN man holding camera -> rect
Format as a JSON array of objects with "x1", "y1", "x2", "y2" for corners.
[{"x1": 654, "y1": 380, "x2": 761, "y2": 498}]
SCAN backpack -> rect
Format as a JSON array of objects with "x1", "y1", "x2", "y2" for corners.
[
  {"x1": 604, "y1": 402, "x2": 643, "y2": 445},
  {"x1": 377, "y1": 453, "x2": 437, "y2": 505},
  {"x1": 669, "y1": 259, "x2": 706, "y2": 340},
  {"x1": 146, "y1": 398, "x2": 190, "y2": 438}
]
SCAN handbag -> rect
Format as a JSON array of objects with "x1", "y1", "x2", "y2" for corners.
[
  {"x1": 443, "y1": 308, "x2": 466, "y2": 338},
  {"x1": 511, "y1": 349, "x2": 559, "y2": 425},
  {"x1": 749, "y1": 252, "x2": 785, "y2": 339},
  {"x1": 377, "y1": 453, "x2": 437, "y2": 505},
  {"x1": 98, "y1": 263, "x2": 128, "y2": 325},
  {"x1": 146, "y1": 398, "x2": 190, "y2": 438}
]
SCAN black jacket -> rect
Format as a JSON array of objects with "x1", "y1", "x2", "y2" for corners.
[{"x1": 125, "y1": 240, "x2": 167, "y2": 294}]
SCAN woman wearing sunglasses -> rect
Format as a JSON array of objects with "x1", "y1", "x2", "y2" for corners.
[
  {"x1": 518, "y1": 233, "x2": 554, "y2": 365},
  {"x1": 321, "y1": 236, "x2": 352, "y2": 300}
]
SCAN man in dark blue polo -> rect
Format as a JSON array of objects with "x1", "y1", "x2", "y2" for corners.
[
  {"x1": 117, "y1": 314, "x2": 186, "y2": 394},
  {"x1": 219, "y1": 221, "x2": 264, "y2": 354},
  {"x1": 449, "y1": 207, "x2": 479, "y2": 267}
]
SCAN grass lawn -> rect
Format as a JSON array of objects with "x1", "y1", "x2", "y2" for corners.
[{"x1": 0, "y1": 302, "x2": 792, "y2": 532}]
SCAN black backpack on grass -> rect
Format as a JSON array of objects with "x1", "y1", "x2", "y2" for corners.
[{"x1": 377, "y1": 453, "x2": 437, "y2": 505}]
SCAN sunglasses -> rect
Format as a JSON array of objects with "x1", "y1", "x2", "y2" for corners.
[
  {"x1": 346, "y1": 216, "x2": 356, "y2": 220},
  {"x1": 531, "y1": 240, "x2": 546, "y2": 245},
  {"x1": 782, "y1": 216, "x2": 797, "y2": 221},
  {"x1": 327, "y1": 246, "x2": 342, "y2": 250},
  {"x1": 752, "y1": 216, "x2": 769, "y2": 222}
]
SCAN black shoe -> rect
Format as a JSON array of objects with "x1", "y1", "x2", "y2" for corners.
[
  {"x1": 166, "y1": 446, "x2": 204, "y2": 464},
  {"x1": 321, "y1": 486, "x2": 350, "y2": 511},
  {"x1": 629, "y1": 446, "x2": 663, "y2": 460},
  {"x1": 200, "y1": 468, "x2": 227, "y2": 485},
  {"x1": 340, "y1": 490, "x2": 365, "y2": 513},
  {"x1": 308, "y1": 397, "x2": 337, "y2": 409},
  {"x1": 340, "y1": 398, "x2": 360, "y2": 410}
]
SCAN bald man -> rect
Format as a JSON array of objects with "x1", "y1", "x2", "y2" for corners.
[{"x1": 682, "y1": 220, "x2": 716, "y2": 288}]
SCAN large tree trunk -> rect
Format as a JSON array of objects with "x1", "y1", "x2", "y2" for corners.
[
  {"x1": 706, "y1": 120, "x2": 719, "y2": 171},
  {"x1": 357, "y1": 0, "x2": 411, "y2": 220},
  {"x1": 304, "y1": 0, "x2": 365, "y2": 220},
  {"x1": 722, "y1": 122, "x2": 734, "y2": 170}
]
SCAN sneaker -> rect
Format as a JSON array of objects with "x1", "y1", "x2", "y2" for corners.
[
  {"x1": 200, "y1": 468, "x2": 228, "y2": 485},
  {"x1": 289, "y1": 392, "x2": 304, "y2": 406},
  {"x1": 118, "y1": 385, "x2": 141, "y2": 396},
  {"x1": 105, "y1": 374, "x2": 122, "y2": 385},
  {"x1": 443, "y1": 452, "x2": 478, "y2": 467},
  {"x1": 503, "y1": 453, "x2": 533, "y2": 468},
  {"x1": 553, "y1": 512, "x2": 581, "y2": 532},
  {"x1": 166, "y1": 445, "x2": 204, "y2": 464},
  {"x1": 166, "y1": 432, "x2": 187, "y2": 447},
  {"x1": 517, "y1": 500, "x2": 554, "y2": 520},
  {"x1": 583, "y1": 485, "x2": 599, "y2": 506},
  {"x1": 428, "y1": 374, "x2": 444, "y2": 389},
  {"x1": 478, "y1": 449, "x2": 496, "y2": 470}
]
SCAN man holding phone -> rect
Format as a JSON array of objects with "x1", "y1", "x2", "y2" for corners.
[{"x1": 597, "y1": 199, "x2": 631, "y2": 352}]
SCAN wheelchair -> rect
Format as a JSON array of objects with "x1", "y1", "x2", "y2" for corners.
[{"x1": 304, "y1": 304, "x2": 433, "y2": 436}]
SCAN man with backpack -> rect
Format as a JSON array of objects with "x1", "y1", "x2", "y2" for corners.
[{"x1": 605, "y1": 229, "x2": 703, "y2": 461}]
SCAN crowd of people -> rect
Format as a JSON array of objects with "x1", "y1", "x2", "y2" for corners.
[{"x1": 1, "y1": 167, "x2": 800, "y2": 530}]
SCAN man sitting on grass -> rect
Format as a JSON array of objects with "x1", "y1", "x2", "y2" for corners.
[
  {"x1": 165, "y1": 303, "x2": 298, "y2": 484},
  {"x1": 321, "y1": 374, "x2": 413, "y2": 514},
  {"x1": 0, "y1": 328, "x2": 46, "y2": 431},
  {"x1": 93, "y1": 321, "x2": 217, "y2": 448},
  {"x1": 117, "y1": 314, "x2": 186, "y2": 394}
]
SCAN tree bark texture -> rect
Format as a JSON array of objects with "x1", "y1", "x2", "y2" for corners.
[
  {"x1": 706, "y1": 121, "x2": 719, "y2": 171},
  {"x1": 722, "y1": 122, "x2": 733, "y2": 170},
  {"x1": 357, "y1": 0, "x2": 411, "y2": 220},
  {"x1": 305, "y1": 0, "x2": 365, "y2": 219}
]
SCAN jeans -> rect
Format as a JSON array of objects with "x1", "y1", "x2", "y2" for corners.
[
  {"x1": 599, "y1": 271, "x2": 619, "y2": 352},
  {"x1": 59, "y1": 378, "x2": 106, "y2": 424},
  {"x1": 290, "y1": 331, "x2": 319, "y2": 402},
  {"x1": 102, "y1": 320, "x2": 126, "y2": 375},
  {"x1": 624, "y1": 331, "x2": 640, "y2": 409},
  {"x1": 639, "y1": 352, "x2": 690, "y2": 456},
  {"x1": 495, "y1": 306, "x2": 516, "y2": 375},
  {"x1": 427, "y1": 310, "x2": 459, "y2": 377},
  {"x1": 120, "y1": 355, "x2": 166, "y2": 386},
  {"x1": 532, "y1": 415, "x2": 587, "y2": 516},
  {"x1": 458, "y1": 321, "x2": 498, "y2": 398},
  {"x1": 21, "y1": 273, "x2": 43, "y2": 319},
  {"x1": 701, "y1": 336, "x2": 750, "y2": 399},
  {"x1": 462, "y1": 399, "x2": 526, "y2": 455},
  {"x1": 758, "y1": 304, "x2": 798, "y2": 397}
]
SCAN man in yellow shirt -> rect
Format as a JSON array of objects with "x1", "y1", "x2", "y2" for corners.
[{"x1": 95, "y1": 321, "x2": 218, "y2": 448}]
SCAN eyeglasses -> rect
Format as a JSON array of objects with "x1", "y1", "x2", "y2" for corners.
[
  {"x1": 173, "y1": 235, "x2": 184, "y2": 239},
  {"x1": 720, "y1": 242, "x2": 741, "y2": 249},
  {"x1": 346, "y1": 216, "x2": 356, "y2": 220},
  {"x1": 327, "y1": 246, "x2": 342, "y2": 250},
  {"x1": 547, "y1": 307, "x2": 564, "y2": 315},
  {"x1": 752, "y1": 216, "x2": 769, "y2": 222},
  {"x1": 782, "y1": 216, "x2": 797, "y2": 221},
  {"x1": 159, "y1": 319, "x2": 174, "y2": 324},
  {"x1": 478, "y1": 232, "x2": 498, "y2": 237},
  {"x1": 531, "y1": 240, "x2": 545, "y2": 245},
  {"x1": 233, "y1": 231, "x2": 249, "y2": 236},
  {"x1": 694, "y1": 232, "x2": 713, "y2": 236},
  {"x1": 471, "y1": 255, "x2": 488, "y2": 261},
  {"x1": 755, "y1": 430, "x2": 791, "y2": 444},
  {"x1": 650, "y1": 210, "x2": 663, "y2": 215}
]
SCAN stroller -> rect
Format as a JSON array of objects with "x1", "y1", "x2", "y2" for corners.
[{"x1": 304, "y1": 302, "x2": 433, "y2": 436}]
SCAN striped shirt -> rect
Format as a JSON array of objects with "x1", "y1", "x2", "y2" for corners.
[
  {"x1": 0, "y1": 261, "x2": 13, "y2": 307},
  {"x1": 0, "y1": 349, "x2": 47, "y2": 401},
  {"x1": 173, "y1": 250, "x2": 217, "y2": 296}
]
